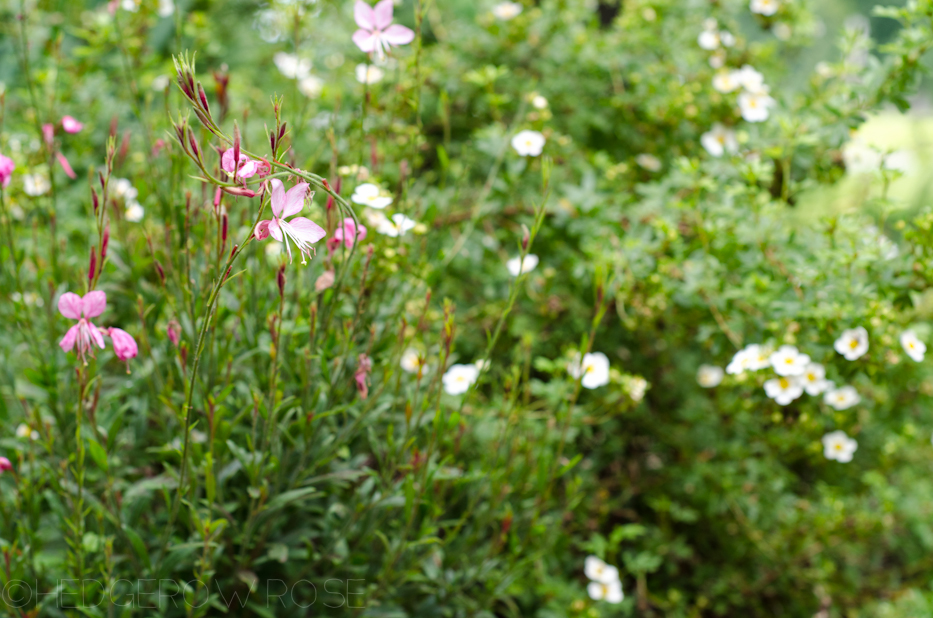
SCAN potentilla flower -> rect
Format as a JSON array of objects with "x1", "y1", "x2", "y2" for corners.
[
  {"x1": 727, "y1": 344, "x2": 771, "y2": 374},
  {"x1": 298, "y1": 75, "x2": 325, "y2": 98},
  {"x1": 112, "y1": 178, "x2": 138, "y2": 201},
  {"x1": 61, "y1": 116, "x2": 83, "y2": 134},
  {"x1": 273, "y1": 52, "x2": 312, "y2": 80},
  {"x1": 23, "y1": 173, "x2": 50, "y2": 196},
  {"x1": 712, "y1": 70, "x2": 742, "y2": 93},
  {"x1": 636, "y1": 153, "x2": 662, "y2": 172},
  {"x1": 584, "y1": 556, "x2": 620, "y2": 584},
  {"x1": 736, "y1": 65, "x2": 765, "y2": 92},
  {"x1": 222, "y1": 149, "x2": 258, "y2": 180},
  {"x1": 442, "y1": 363, "x2": 480, "y2": 395},
  {"x1": 507, "y1": 254, "x2": 539, "y2": 276},
  {"x1": 330, "y1": 217, "x2": 367, "y2": 251},
  {"x1": 764, "y1": 375, "x2": 803, "y2": 405},
  {"x1": 738, "y1": 90, "x2": 775, "y2": 122},
  {"x1": 750, "y1": 0, "x2": 780, "y2": 16},
  {"x1": 351, "y1": 183, "x2": 393, "y2": 209},
  {"x1": 0, "y1": 153, "x2": 14, "y2": 188},
  {"x1": 834, "y1": 326, "x2": 869, "y2": 361},
  {"x1": 824, "y1": 385, "x2": 860, "y2": 410},
  {"x1": 901, "y1": 330, "x2": 926, "y2": 362},
  {"x1": 567, "y1": 352, "x2": 611, "y2": 389},
  {"x1": 701, "y1": 124, "x2": 738, "y2": 157},
  {"x1": 158, "y1": 0, "x2": 174, "y2": 17},
  {"x1": 255, "y1": 179, "x2": 327, "y2": 264},
  {"x1": 108, "y1": 327, "x2": 139, "y2": 370},
  {"x1": 400, "y1": 349, "x2": 427, "y2": 374},
  {"x1": 709, "y1": 50, "x2": 726, "y2": 69},
  {"x1": 492, "y1": 1, "x2": 523, "y2": 20},
  {"x1": 531, "y1": 95, "x2": 548, "y2": 109},
  {"x1": 58, "y1": 291, "x2": 108, "y2": 363},
  {"x1": 587, "y1": 580, "x2": 624, "y2": 604},
  {"x1": 376, "y1": 213, "x2": 417, "y2": 237},
  {"x1": 511, "y1": 130, "x2": 546, "y2": 157},
  {"x1": 770, "y1": 345, "x2": 810, "y2": 377},
  {"x1": 628, "y1": 376, "x2": 648, "y2": 402},
  {"x1": 16, "y1": 424, "x2": 38, "y2": 440},
  {"x1": 0, "y1": 457, "x2": 12, "y2": 474},
  {"x1": 352, "y1": 0, "x2": 415, "y2": 60},
  {"x1": 356, "y1": 63, "x2": 385, "y2": 84},
  {"x1": 698, "y1": 29, "x2": 720, "y2": 50},
  {"x1": 822, "y1": 430, "x2": 857, "y2": 463},
  {"x1": 125, "y1": 202, "x2": 145, "y2": 222},
  {"x1": 697, "y1": 364, "x2": 724, "y2": 388},
  {"x1": 801, "y1": 363, "x2": 831, "y2": 395},
  {"x1": 842, "y1": 140, "x2": 882, "y2": 174},
  {"x1": 726, "y1": 348, "x2": 750, "y2": 374}
]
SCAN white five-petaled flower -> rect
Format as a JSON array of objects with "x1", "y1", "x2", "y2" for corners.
[
  {"x1": 125, "y1": 203, "x2": 145, "y2": 222},
  {"x1": 351, "y1": 183, "x2": 393, "y2": 209},
  {"x1": 507, "y1": 254, "x2": 538, "y2": 276},
  {"x1": 726, "y1": 344, "x2": 772, "y2": 375},
  {"x1": 770, "y1": 345, "x2": 810, "y2": 377},
  {"x1": 531, "y1": 95, "x2": 548, "y2": 109},
  {"x1": 273, "y1": 52, "x2": 312, "y2": 80},
  {"x1": 628, "y1": 376, "x2": 648, "y2": 402},
  {"x1": 511, "y1": 130, "x2": 545, "y2": 157},
  {"x1": 587, "y1": 580, "x2": 624, "y2": 604},
  {"x1": 737, "y1": 65, "x2": 765, "y2": 92},
  {"x1": 824, "y1": 385, "x2": 860, "y2": 410},
  {"x1": 801, "y1": 363, "x2": 831, "y2": 396},
  {"x1": 712, "y1": 70, "x2": 742, "y2": 93},
  {"x1": 900, "y1": 330, "x2": 926, "y2": 362},
  {"x1": 584, "y1": 556, "x2": 623, "y2": 603},
  {"x1": 376, "y1": 213, "x2": 417, "y2": 237},
  {"x1": 697, "y1": 364, "x2": 724, "y2": 388},
  {"x1": 400, "y1": 349, "x2": 427, "y2": 374},
  {"x1": 750, "y1": 0, "x2": 780, "y2": 16},
  {"x1": 442, "y1": 363, "x2": 480, "y2": 395},
  {"x1": 567, "y1": 352, "x2": 611, "y2": 389},
  {"x1": 23, "y1": 173, "x2": 50, "y2": 196},
  {"x1": 738, "y1": 90, "x2": 775, "y2": 122},
  {"x1": 701, "y1": 124, "x2": 739, "y2": 157},
  {"x1": 492, "y1": 1, "x2": 523, "y2": 20},
  {"x1": 764, "y1": 375, "x2": 803, "y2": 405},
  {"x1": 356, "y1": 64, "x2": 385, "y2": 84},
  {"x1": 822, "y1": 430, "x2": 857, "y2": 463},
  {"x1": 834, "y1": 327, "x2": 869, "y2": 361}
]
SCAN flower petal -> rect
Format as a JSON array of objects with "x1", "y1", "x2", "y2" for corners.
[
  {"x1": 269, "y1": 178, "x2": 286, "y2": 217},
  {"x1": 267, "y1": 219, "x2": 283, "y2": 242},
  {"x1": 58, "y1": 292, "x2": 84, "y2": 319},
  {"x1": 382, "y1": 24, "x2": 414, "y2": 46},
  {"x1": 59, "y1": 324, "x2": 79, "y2": 352},
  {"x1": 352, "y1": 30, "x2": 377, "y2": 52},
  {"x1": 354, "y1": 0, "x2": 375, "y2": 30},
  {"x1": 373, "y1": 0, "x2": 394, "y2": 29},
  {"x1": 288, "y1": 217, "x2": 327, "y2": 244},
  {"x1": 89, "y1": 322, "x2": 106, "y2": 349},
  {"x1": 82, "y1": 291, "x2": 107, "y2": 318},
  {"x1": 255, "y1": 219, "x2": 273, "y2": 241},
  {"x1": 282, "y1": 182, "x2": 310, "y2": 217}
]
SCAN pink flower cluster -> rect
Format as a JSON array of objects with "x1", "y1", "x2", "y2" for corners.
[
  {"x1": 58, "y1": 291, "x2": 139, "y2": 370},
  {"x1": 352, "y1": 0, "x2": 415, "y2": 59}
]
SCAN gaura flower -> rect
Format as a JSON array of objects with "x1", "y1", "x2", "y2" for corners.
[
  {"x1": 750, "y1": 0, "x2": 780, "y2": 16},
  {"x1": 61, "y1": 116, "x2": 84, "y2": 134},
  {"x1": 900, "y1": 330, "x2": 926, "y2": 362},
  {"x1": 627, "y1": 376, "x2": 648, "y2": 401},
  {"x1": 567, "y1": 352, "x2": 610, "y2": 389},
  {"x1": 824, "y1": 385, "x2": 860, "y2": 411},
  {"x1": 506, "y1": 254, "x2": 538, "y2": 276},
  {"x1": 584, "y1": 556, "x2": 619, "y2": 584},
  {"x1": 376, "y1": 213, "x2": 417, "y2": 237},
  {"x1": 0, "y1": 154, "x2": 14, "y2": 188},
  {"x1": 167, "y1": 320, "x2": 181, "y2": 346},
  {"x1": 511, "y1": 130, "x2": 546, "y2": 157},
  {"x1": 0, "y1": 457, "x2": 12, "y2": 474},
  {"x1": 738, "y1": 90, "x2": 775, "y2": 122},
  {"x1": 770, "y1": 345, "x2": 810, "y2": 377},
  {"x1": 352, "y1": 0, "x2": 415, "y2": 60},
  {"x1": 801, "y1": 363, "x2": 831, "y2": 396},
  {"x1": 356, "y1": 64, "x2": 385, "y2": 84},
  {"x1": 442, "y1": 363, "x2": 480, "y2": 395},
  {"x1": 492, "y1": 1, "x2": 523, "y2": 20},
  {"x1": 822, "y1": 430, "x2": 857, "y2": 463},
  {"x1": 351, "y1": 183, "x2": 393, "y2": 209},
  {"x1": 222, "y1": 149, "x2": 258, "y2": 179},
  {"x1": 255, "y1": 179, "x2": 327, "y2": 264},
  {"x1": 59, "y1": 291, "x2": 108, "y2": 363},
  {"x1": 701, "y1": 124, "x2": 738, "y2": 157},
  {"x1": 329, "y1": 217, "x2": 367, "y2": 252},
  {"x1": 764, "y1": 375, "x2": 803, "y2": 405},
  {"x1": 697, "y1": 364, "x2": 724, "y2": 388},
  {"x1": 834, "y1": 326, "x2": 869, "y2": 361}
]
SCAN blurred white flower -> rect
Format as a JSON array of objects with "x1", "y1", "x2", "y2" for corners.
[
  {"x1": 628, "y1": 376, "x2": 648, "y2": 402},
  {"x1": 822, "y1": 430, "x2": 857, "y2": 463},
  {"x1": 356, "y1": 64, "x2": 385, "y2": 84},
  {"x1": 834, "y1": 326, "x2": 869, "y2": 361},
  {"x1": 16, "y1": 424, "x2": 38, "y2": 440},
  {"x1": 737, "y1": 65, "x2": 765, "y2": 92},
  {"x1": 531, "y1": 95, "x2": 548, "y2": 109},
  {"x1": 506, "y1": 254, "x2": 538, "y2": 276},
  {"x1": 701, "y1": 123, "x2": 738, "y2": 157},
  {"x1": 698, "y1": 30, "x2": 720, "y2": 51},
  {"x1": 401, "y1": 349, "x2": 427, "y2": 374},
  {"x1": 121, "y1": 0, "x2": 139, "y2": 11},
  {"x1": 738, "y1": 90, "x2": 774, "y2": 122},
  {"x1": 636, "y1": 154, "x2": 661, "y2": 171},
  {"x1": 764, "y1": 375, "x2": 803, "y2": 405},
  {"x1": 842, "y1": 140, "x2": 882, "y2": 175},
  {"x1": 801, "y1": 363, "x2": 831, "y2": 396},
  {"x1": 587, "y1": 580, "x2": 624, "y2": 604},
  {"x1": 568, "y1": 352, "x2": 611, "y2": 389},
  {"x1": 750, "y1": 0, "x2": 780, "y2": 16},
  {"x1": 274, "y1": 52, "x2": 311, "y2": 80},
  {"x1": 492, "y1": 1, "x2": 523, "y2": 20},
  {"x1": 112, "y1": 178, "x2": 138, "y2": 201},
  {"x1": 770, "y1": 345, "x2": 810, "y2": 377},
  {"x1": 713, "y1": 70, "x2": 742, "y2": 93},
  {"x1": 442, "y1": 364, "x2": 480, "y2": 395},
  {"x1": 151, "y1": 74, "x2": 170, "y2": 91},
  {"x1": 720, "y1": 31, "x2": 735, "y2": 46},
  {"x1": 23, "y1": 174, "x2": 50, "y2": 196},
  {"x1": 727, "y1": 344, "x2": 771, "y2": 374},
  {"x1": 298, "y1": 75, "x2": 325, "y2": 98},
  {"x1": 584, "y1": 556, "x2": 619, "y2": 584},
  {"x1": 773, "y1": 22, "x2": 792, "y2": 40},
  {"x1": 511, "y1": 130, "x2": 545, "y2": 157},
  {"x1": 824, "y1": 385, "x2": 860, "y2": 410},
  {"x1": 12, "y1": 292, "x2": 43, "y2": 307},
  {"x1": 709, "y1": 50, "x2": 726, "y2": 69},
  {"x1": 474, "y1": 359, "x2": 490, "y2": 372},
  {"x1": 158, "y1": 0, "x2": 174, "y2": 17},
  {"x1": 884, "y1": 149, "x2": 916, "y2": 174},
  {"x1": 351, "y1": 183, "x2": 393, "y2": 209},
  {"x1": 900, "y1": 330, "x2": 925, "y2": 362},
  {"x1": 125, "y1": 202, "x2": 145, "y2": 222},
  {"x1": 377, "y1": 213, "x2": 417, "y2": 237},
  {"x1": 697, "y1": 364, "x2": 724, "y2": 388}
]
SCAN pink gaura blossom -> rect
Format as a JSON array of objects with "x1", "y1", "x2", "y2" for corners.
[
  {"x1": 56, "y1": 152, "x2": 77, "y2": 179},
  {"x1": 352, "y1": 0, "x2": 415, "y2": 60},
  {"x1": 62, "y1": 116, "x2": 84, "y2": 134},
  {"x1": 255, "y1": 179, "x2": 326, "y2": 264},
  {"x1": 108, "y1": 327, "x2": 139, "y2": 370},
  {"x1": 222, "y1": 149, "x2": 258, "y2": 179},
  {"x1": 59, "y1": 291, "x2": 107, "y2": 363},
  {"x1": 0, "y1": 154, "x2": 14, "y2": 188},
  {"x1": 328, "y1": 217, "x2": 367, "y2": 252},
  {"x1": 0, "y1": 457, "x2": 12, "y2": 474}
]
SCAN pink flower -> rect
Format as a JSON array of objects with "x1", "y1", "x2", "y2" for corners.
[
  {"x1": 62, "y1": 116, "x2": 84, "y2": 134},
  {"x1": 222, "y1": 149, "x2": 258, "y2": 179},
  {"x1": 42, "y1": 123, "x2": 54, "y2": 148},
  {"x1": 352, "y1": 0, "x2": 415, "y2": 59},
  {"x1": 58, "y1": 291, "x2": 107, "y2": 363},
  {"x1": 255, "y1": 179, "x2": 327, "y2": 264},
  {"x1": 329, "y1": 217, "x2": 367, "y2": 252},
  {"x1": 108, "y1": 327, "x2": 139, "y2": 365},
  {"x1": 56, "y1": 151, "x2": 77, "y2": 179},
  {"x1": 0, "y1": 457, "x2": 12, "y2": 474},
  {"x1": 0, "y1": 154, "x2": 14, "y2": 188},
  {"x1": 167, "y1": 320, "x2": 181, "y2": 346},
  {"x1": 355, "y1": 353, "x2": 372, "y2": 399}
]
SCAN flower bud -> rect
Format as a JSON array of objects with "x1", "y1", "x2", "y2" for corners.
[
  {"x1": 277, "y1": 264, "x2": 286, "y2": 297},
  {"x1": 108, "y1": 328, "x2": 139, "y2": 366},
  {"x1": 101, "y1": 224, "x2": 110, "y2": 260},
  {"x1": 521, "y1": 224, "x2": 530, "y2": 251},
  {"x1": 167, "y1": 320, "x2": 181, "y2": 346},
  {"x1": 221, "y1": 186, "x2": 257, "y2": 198},
  {"x1": 221, "y1": 212, "x2": 228, "y2": 244},
  {"x1": 91, "y1": 187, "x2": 99, "y2": 214},
  {"x1": 0, "y1": 457, "x2": 12, "y2": 474},
  {"x1": 154, "y1": 260, "x2": 166, "y2": 285},
  {"x1": 88, "y1": 247, "x2": 97, "y2": 283}
]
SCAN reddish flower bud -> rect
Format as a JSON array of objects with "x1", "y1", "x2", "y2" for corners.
[
  {"x1": 277, "y1": 265, "x2": 286, "y2": 297},
  {"x1": 154, "y1": 260, "x2": 166, "y2": 285},
  {"x1": 221, "y1": 212, "x2": 228, "y2": 244},
  {"x1": 88, "y1": 248, "x2": 97, "y2": 283},
  {"x1": 101, "y1": 225, "x2": 110, "y2": 260},
  {"x1": 91, "y1": 187, "x2": 99, "y2": 214},
  {"x1": 221, "y1": 186, "x2": 257, "y2": 198},
  {"x1": 0, "y1": 457, "x2": 12, "y2": 474},
  {"x1": 167, "y1": 320, "x2": 181, "y2": 346}
]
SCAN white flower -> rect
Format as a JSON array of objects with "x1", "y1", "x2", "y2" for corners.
[
  {"x1": 511, "y1": 130, "x2": 545, "y2": 157},
  {"x1": 506, "y1": 254, "x2": 538, "y2": 276},
  {"x1": 635, "y1": 154, "x2": 662, "y2": 172},
  {"x1": 628, "y1": 376, "x2": 648, "y2": 402},
  {"x1": 587, "y1": 580, "x2": 624, "y2": 604},
  {"x1": 531, "y1": 95, "x2": 548, "y2": 109},
  {"x1": 377, "y1": 213, "x2": 417, "y2": 237},
  {"x1": 474, "y1": 359, "x2": 490, "y2": 372},
  {"x1": 697, "y1": 364, "x2": 724, "y2": 388},
  {"x1": 12, "y1": 292, "x2": 43, "y2": 307},
  {"x1": 567, "y1": 352, "x2": 611, "y2": 389},
  {"x1": 842, "y1": 140, "x2": 882, "y2": 175},
  {"x1": 112, "y1": 178, "x2": 138, "y2": 201},
  {"x1": 152, "y1": 74, "x2": 170, "y2": 91},
  {"x1": 884, "y1": 150, "x2": 916, "y2": 174},
  {"x1": 355, "y1": 64, "x2": 385, "y2": 84},
  {"x1": 701, "y1": 123, "x2": 738, "y2": 157},
  {"x1": 297, "y1": 75, "x2": 325, "y2": 98},
  {"x1": 738, "y1": 90, "x2": 775, "y2": 122},
  {"x1": 834, "y1": 327, "x2": 869, "y2": 361},
  {"x1": 764, "y1": 375, "x2": 804, "y2": 405},
  {"x1": 824, "y1": 385, "x2": 860, "y2": 410},
  {"x1": 23, "y1": 174, "x2": 50, "y2": 196},
  {"x1": 737, "y1": 65, "x2": 766, "y2": 92},
  {"x1": 121, "y1": 0, "x2": 139, "y2": 11},
  {"x1": 274, "y1": 52, "x2": 311, "y2": 80},
  {"x1": 770, "y1": 345, "x2": 810, "y2": 377},
  {"x1": 492, "y1": 1, "x2": 523, "y2": 20},
  {"x1": 125, "y1": 202, "x2": 145, "y2": 222},
  {"x1": 158, "y1": 0, "x2": 174, "y2": 17},
  {"x1": 901, "y1": 330, "x2": 926, "y2": 362},
  {"x1": 442, "y1": 364, "x2": 480, "y2": 395},
  {"x1": 801, "y1": 363, "x2": 831, "y2": 396},
  {"x1": 400, "y1": 349, "x2": 426, "y2": 374},
  {"x1": 709, "y1": 50, "x2": 726, "y2": 69},
  {"x1": 822, "y1": 430, "x2": 857, "y2": 463},
  {"x1": 584, "y1": 556, "x2": 619, "y2": 584},
  {"x1": 16, "y1": 424, "x2": 38, "y2": 440},
  {"x1": 750, "y1": 0, "x2": 780, "y2": 16},
  {"x1": 720, "y1": 31, "x2": 735, "y2": 47},
  {"x1": 698, "y1": 30, "x2": 721, "y2": 50},
  {"x1": 726, "y1": 344, "x2": 771, "y2": 374},
  {"x1": 712, "y1": 70, "x2": 742, "y2": 93},
  {"x1": 351, "y1": 183, "x2": 393, "y2": 209}
]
